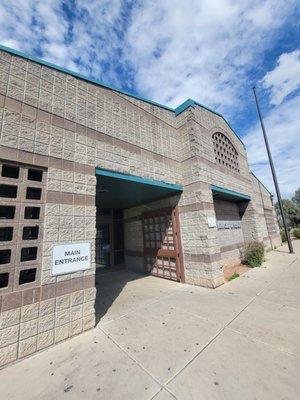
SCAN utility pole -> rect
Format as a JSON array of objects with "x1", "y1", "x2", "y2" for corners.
[{"x1": 253, "y1": 87, "x2": 294, "y2": 253}]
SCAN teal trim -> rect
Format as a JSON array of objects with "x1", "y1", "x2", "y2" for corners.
[
  {"x1": 211, "y1": 184, "x2": 251, "y2": 201},
  {"x1": 250, "y1": 171, "x2": 272, "y2": 196},
  {"x1": 0, "y1": 44, "x2": 174, "y2": 113},
  {"x1": 0, "y1": 44, "x2": 245, "y2": 149},
  {"x1": 96, "y1": 168, "x2": 183, "y2": 191},
  {"x1": 174, "y1": 99, "x2": 196, "y2": 115},
  {"x1": 175, "y1": 99, "x2": 245, "y2": 149},
  {"x1": 95, "y1": 168, "x2": 182, "y2": 208}
]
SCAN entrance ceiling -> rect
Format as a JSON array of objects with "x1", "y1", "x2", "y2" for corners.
[{"x1": 96, "y1": 168, "x2": 183, "y2": 209}]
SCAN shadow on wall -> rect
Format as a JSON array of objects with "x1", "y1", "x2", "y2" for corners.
[{"x1": 94, "y1": 270, "x2": 145, "y2": 326}]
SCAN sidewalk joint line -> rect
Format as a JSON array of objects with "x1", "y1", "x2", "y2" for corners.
[
  {"x1": 225, "y1": 326, "x2": 300, "y2": 360},
  {"x1": 99, "y1": 325, "x2": 164, "y2": 388},
  {"x1": 162, "y1": 249, "x2": 299, "y2": 389}
]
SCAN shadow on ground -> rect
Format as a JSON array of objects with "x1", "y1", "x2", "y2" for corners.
[{"x1": 94, "y1": 270, "x2": 146, "y2": 325}]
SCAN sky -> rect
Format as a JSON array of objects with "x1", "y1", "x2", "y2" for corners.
[{"x1": 0, "y1": 0, "x2": 299, "y2": 198}]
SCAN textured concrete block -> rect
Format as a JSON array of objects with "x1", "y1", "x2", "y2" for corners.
[
  {"x1": 84, "y1": 287, "x2": 96, "y2": 302},
  {"x1": 21, "y1": 304, "x2": 39, "y2": 322},
  {"x1": 0, "y1": 325, "x2": 19, "y2": 348},
  {"x1": 19, "y1": 319, "x2": 38, "y2": 340},
  {"x1": 83, "y1": 301, "x2": 95, "y2": 316},
  {"x1": 70, "y1": 305, "x2": 83, "y2": 321},
  {"x1": 70, "y1": 290, "x2": 84, "y2": 306},
  {"x1": 38, "y1": 314, "x2": 55, "y2": 333},
  {"x1": 19, "y1": 336, "x2": 37, "y2": 358},
  {"x1": 54, "y1": 324, "x2": 69, "y2": 343},
  {"x1": 37, "y1": 330, "x2": 54, "y2": 350},
  {"x1": 39, "y1": 299, "x2": 55, "y2": 317},
  {"x1": 70, "y1": 318, "x2": 83, "y2": 336},
  {"x1": 0, "y1": 343, "x2": 18, "y2": 367},
  {"x1": 83, "y1": 314, "x2": 95, "y2": 331},
  {"x1": 55, "y1": 295, "x2": 70, "y2": 311},
  {"x1": 0, "y1": 309, "x2": 21, "y2": 329},
  {"x1": 55, "y1": 309, "x2": 70, "y2": 327}
]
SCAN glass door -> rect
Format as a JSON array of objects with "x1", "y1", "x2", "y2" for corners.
[
  {"x1": 96, "y1": 223, "x2": 111, "y2": 268},
  {"x1": 96, "y1": 208, "x2": 125, "y2": 272}
]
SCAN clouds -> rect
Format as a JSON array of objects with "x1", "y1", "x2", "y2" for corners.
[
  {"x1": 125, "y1": 0, "x2": 298, "y2": 114},
  {"x1": 0, "y1": 0, "x2": 299, "y2": 197},
  {"x1": 245, "y1": 101, "x2": 300, "y2": 198},
  {"x1": 0, "y1": 0, "x2": 126, "y2": 84},
  {"x1": 244, "y1": 54, "x2": 300, "y2": 198},
  {"x1": 262, "y1": 49, "x2": 300, "y2": 105},
  {"x1": 0, "y1": 0, "x2": 298, "y2": 111}
]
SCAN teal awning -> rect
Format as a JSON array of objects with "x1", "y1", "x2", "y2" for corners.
[
  {"x1": 96, "y1": 168, "x2": 183, "y2": 209},
  {"x1": 211, "y1": 184, "x2": 251, "y2": 202}
]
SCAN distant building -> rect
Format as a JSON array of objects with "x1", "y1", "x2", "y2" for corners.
[{"x1": 0, "y1": 46, "x2": 280, "y2": 367}]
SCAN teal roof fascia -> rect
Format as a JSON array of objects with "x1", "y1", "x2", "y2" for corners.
[
  {"x1": 174, "y1": 99, "x2": 197, "y2": 115},
  {"x1": 0, "y1": 44, "x2": 174, "y2": 113},
  {"x1": 95, "y1": 167, "x2": 183, "y2": 192},
  {"x1": 250, "y1": 171, "x2": 272, "y2": 196},
  {"x1": 0, "y1": 44, "x2": 245, "y2": 149},
  {"x1": 211, "y1": 184, "x2": 251, "y2": 201},
  {"x1": 175, "y1": 98, "x2": 245, "y2": 149}
]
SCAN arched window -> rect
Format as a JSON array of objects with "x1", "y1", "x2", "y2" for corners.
[{"x1": 212, "y1": 132, "x2": 240, "y2": 173}]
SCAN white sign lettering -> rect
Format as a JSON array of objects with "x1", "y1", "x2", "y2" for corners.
[
  {"x1": 217, "y1": 220, "x2": 241, "y2": 229},
  {"x1": 52, "y1": 242, "x2": 91, "y2": 275}
]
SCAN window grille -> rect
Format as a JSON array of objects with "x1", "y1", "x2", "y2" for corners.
[{"x1": 212, "y1": 132, "x2": 240, "y2": 173}]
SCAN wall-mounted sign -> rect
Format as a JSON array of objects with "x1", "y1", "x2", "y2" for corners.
[
  {"x1": 217, "y1": 220, "x2": 241, "y2": 229},
  {"x1": 52, "y1": 242, "x2": 91, "y2": 276},
  {"x1": 207, "y1": 216, "x2": 217, "y2": 228}
]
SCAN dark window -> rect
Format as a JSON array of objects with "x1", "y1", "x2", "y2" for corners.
[
  {"x1": 0, "y1": 227, "x2": 13, "y2": 241},
  {"x1": 28, "y1": 169, "x2": 43, "y2": 182},
  {"x1": 24, "y1": 207, "x2": 40, "y2": 219},
  {"x1": 2, "y1": 164, "x2": 19, "y2": 179},
  {"x1": 0, "y1": 249, "x2": 11, "y2": 264},
  {"x1": 0, "y1": 205, "x2": 15, "y2": 219},
  {"x1": 23, "y1": 226, "x2": 39, "y2": 240},
  {"x1": 0, "y1": 272, "x2": 9, "y2": 288},
  {"x1": 19, "y1": 268, "x2": 36, "y2": 285},
  {"x1": 26, "y1": 187, "x2": 42, "y2": 200},
  {"x1": 21, "y1": 246, "x2": 37, "y2": 262},
  {"x1": 0, "y1": 184, "x2": 17, "y2": 198}
]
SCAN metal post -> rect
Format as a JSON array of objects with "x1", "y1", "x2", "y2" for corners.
[{"x1": 253, "y1": 87, "x2": 294, "y2": 253}]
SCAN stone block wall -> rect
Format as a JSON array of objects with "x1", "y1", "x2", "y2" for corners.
[
  {"x1": 250, "y1": 173, "x2": 281, "y2": 248},
  {"x1": 0, "y1": 48, "x2": 183, "y2": 367},
  {"x1": 176, "y1": 105, "x2": 280, "y2": 285},
  {"x1": 0, "y1": 286, "x2": 95, "y2": 366},
  {"x1": 214, "y1": 199, "x2": 244, "y2": 262},
  {"x1": 0, "y1": 47, "x2": 280, "y2": 367},
  {"x1": 176, "y1": 106, "x2": 252, "y2": 287}
]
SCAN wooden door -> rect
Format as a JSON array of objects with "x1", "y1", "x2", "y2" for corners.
[{"x1": 142, "y1": 206, "x2": 184, "y2": 282}]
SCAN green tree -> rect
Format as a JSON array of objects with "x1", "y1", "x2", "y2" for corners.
[
  {"x1": 292, "y1": 188, "x2": 300, "y2": 206},
  {"x1": 275, "y1": 199, "x2": 300, "y2": 228}
]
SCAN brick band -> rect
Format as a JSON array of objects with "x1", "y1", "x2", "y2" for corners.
[{"x1": 0, "y1": 275, "x2": 95, "y2": 312}]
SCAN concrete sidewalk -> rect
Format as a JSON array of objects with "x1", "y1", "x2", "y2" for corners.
[{"x1": 0, "y1": 242, "x2": 299, "y2": 400}]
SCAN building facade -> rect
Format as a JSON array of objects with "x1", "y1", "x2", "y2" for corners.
[{"x1": 0, "y1": 46, "x2": 280, "y2": 367}]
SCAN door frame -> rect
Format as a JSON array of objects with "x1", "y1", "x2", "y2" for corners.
[
  {"x1": 142, "y1": 205, "x2": 185, "y2": 282},
  {"x1": 96, "y1": 209, "x2": 125, "y2": 273},
  {"x1": 172, "y1": 205, "x2": 185, "y2": 283}
]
